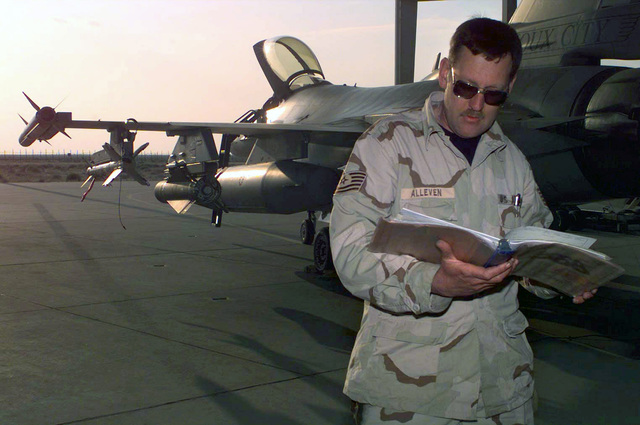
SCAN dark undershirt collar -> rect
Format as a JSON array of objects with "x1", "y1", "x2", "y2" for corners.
[{"x1": 442, "y1": 127, "x2": 480, "y2": 165}]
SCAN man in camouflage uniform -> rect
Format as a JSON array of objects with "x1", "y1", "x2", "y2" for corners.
[{"x1": 330, "y1": 18, "x2": 596, "y2": 424}]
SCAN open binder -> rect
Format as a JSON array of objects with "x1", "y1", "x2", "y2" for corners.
[{"x1": 368, "y1": 208, "x2": 624, "y2": 297}]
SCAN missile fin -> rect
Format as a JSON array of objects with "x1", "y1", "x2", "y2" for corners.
[
  {"x1": 81, "y1": 178, "x2": 96, "y2": 202},
  {"x1": 22, "y1": 92, "x2": 40, "y2": 111},
  {"x1": 128, "y1": 168, "x2": 150, "y2": 186},
  {"x1": 55, "y1": 125, "x2": 72, "y2": 139},
  {"x1": 133, "y1": 142, "x2": 149, "y2": 157},
  {"x1": 103, "y1": 168, "x2": 123, "y2": 186},
  {"x1": 81, "y1": 175, "x2": 95, "y2": 188},
  {"x1": 102, "y1": 143, "x2": 122, "y2": 162},
  {"x1": 167, "y1": 199, "x2": 195, "y2": 214}
]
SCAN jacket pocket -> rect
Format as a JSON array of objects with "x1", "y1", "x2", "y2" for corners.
[
  {"x1": 480, "y1": 202, "x2": 520, "y2": 238},
  {"x1": 497, "y1": 204, "x2": 521, "y2": 232},
  {"x1": 401, "y1": 198, "x2": 457, "y2": 222},
  {"x1": 503, "y1": 310, "x2": 529, "y2": 338},
  {"x1": 372, "y1": 320, "x2": 447, "y2": 380}
]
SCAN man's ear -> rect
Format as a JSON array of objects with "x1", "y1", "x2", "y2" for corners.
[{"x1": 438, "y1": 58, "x2": 450, "y2": 90}]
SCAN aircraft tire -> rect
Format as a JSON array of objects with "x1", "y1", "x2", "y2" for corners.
[
  {"x1": 313, "y1": 227, "x2": 334, "y2": 273},
  {"x1": 300, "y1": 219, "x2": 315, "y2": 245}
]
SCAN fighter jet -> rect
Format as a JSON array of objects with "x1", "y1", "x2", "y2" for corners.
[{"x1": 17, "y1": 0, "x2": 640, "y2": 270}]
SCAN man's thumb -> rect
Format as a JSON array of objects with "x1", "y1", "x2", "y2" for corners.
[{"x1": 435, "y1": 239, "x2": 454, "y2": 260}]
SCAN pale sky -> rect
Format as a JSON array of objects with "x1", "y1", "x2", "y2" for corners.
[{"x1": 2, "y1": 0, "x2": 502, "y2": 154}]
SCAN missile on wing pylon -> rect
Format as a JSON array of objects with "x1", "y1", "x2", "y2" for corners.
[
  {"x1": 81, "y1": 142, "x2": 150, "y2": 201},
  {"x1": 87, "y1": 142, "x2": 150, "y2": 186},
  {"x1": 18, "y1": 92, "x2": 72, "y2": 147}
]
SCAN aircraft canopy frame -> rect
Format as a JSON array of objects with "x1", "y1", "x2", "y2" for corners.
[{"x1": 254, "y1": 36, "x2": 327, "y2": 100}]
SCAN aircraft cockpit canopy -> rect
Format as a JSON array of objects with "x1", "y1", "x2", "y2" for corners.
[{"x1": 254, "y1": 36, "x2": 327, "y2": 100}]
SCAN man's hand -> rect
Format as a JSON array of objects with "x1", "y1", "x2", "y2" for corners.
[
  {"x1": 573, "y1": 288, "x2": 597, "y2": 304},
  {"x1": 431, "y1": 240, "x2": 518, "y2": 298}
]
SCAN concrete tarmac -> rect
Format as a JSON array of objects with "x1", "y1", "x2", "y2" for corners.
[{"x1": 0, "y1": 182, "x2": 638, "y2": 425}]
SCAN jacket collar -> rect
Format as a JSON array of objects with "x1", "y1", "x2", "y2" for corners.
[{"x1": 422, "y1": 91, "x2": 507, "y2": 166}]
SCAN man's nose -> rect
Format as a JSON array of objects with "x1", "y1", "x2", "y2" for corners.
[{"x1": 469, "y1": 92, "x2": 485, "y2": 110}]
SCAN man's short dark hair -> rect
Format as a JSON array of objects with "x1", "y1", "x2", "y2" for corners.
[{"x1": 449, "y1": 17, "x2": 522, "y2": 80}]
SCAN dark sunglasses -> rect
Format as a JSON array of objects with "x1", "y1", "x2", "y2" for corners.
[{"x1": 451, "y1": 70, "x2": 509, "y2": 106}]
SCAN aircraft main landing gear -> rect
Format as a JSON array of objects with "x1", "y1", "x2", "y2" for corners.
[
  {"x1": 300, "y1": 211, "x2": 316, "y2": 245},
  {"x1": 303, "y1": 211, "x2": 333, "y2": 273}
]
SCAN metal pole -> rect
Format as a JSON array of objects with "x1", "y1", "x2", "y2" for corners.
[
  {"x1": 395, "y1": 0, "x2": 418, "y2": 85},
  {"x1": 503, "y1": 0, "x2": 518, "y2": 23}
]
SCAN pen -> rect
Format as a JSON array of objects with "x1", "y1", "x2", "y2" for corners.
[{"x1": 514, "y1": 193, "x2": 522, "y2": 216}]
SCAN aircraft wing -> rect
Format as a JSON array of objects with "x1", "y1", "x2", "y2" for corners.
[
  {"x1": 65, "y1": 119, "x2": 368, "y2": 135},
  {"x1": 70, "y1": 113, "x2": 580, "y2": 135},
  {"x1": 19, "y1": 108, "x2": 368, "y2": 146},
  {"x1": 70, "y1": 116, "x2": 579, "y2": 134}
]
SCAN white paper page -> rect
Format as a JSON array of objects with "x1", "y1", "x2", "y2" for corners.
[
  {"x1": 509, "y1": 239, "x2": 611, "y2": 260},
  {"x1": 398, "y1": 208, "x2": 501, "y2": 246},
  {"x1": 506, "y1": 226, "x2": 596, "y2": 249}
]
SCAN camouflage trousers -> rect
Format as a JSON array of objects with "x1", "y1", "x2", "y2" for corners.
[{"x1": 352, "y1": 398, "x2": 534, "y2": 425}]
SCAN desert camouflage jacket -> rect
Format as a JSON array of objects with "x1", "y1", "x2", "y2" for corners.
[{"x1": 330, "y1": 92, "x2": 555, "y2": 420}]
